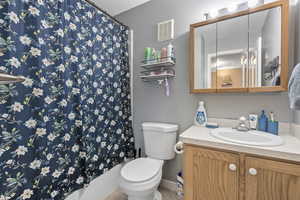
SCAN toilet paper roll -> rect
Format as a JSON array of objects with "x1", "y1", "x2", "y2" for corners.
[{"x1": 174, "y1": 141, "x2": 184, "y2": 154}]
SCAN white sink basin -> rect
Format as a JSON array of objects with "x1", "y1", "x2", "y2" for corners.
[{"x1": 210, "y1": 128, "x2": 283, "y2": 147}]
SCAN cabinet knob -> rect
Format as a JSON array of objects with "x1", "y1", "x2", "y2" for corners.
[
  {"x1": 229, "y1": 163, "x2": 237, "y2": 171},
  {"x1": 249, "y1": 168, "x2": 258, "y2": 176}
]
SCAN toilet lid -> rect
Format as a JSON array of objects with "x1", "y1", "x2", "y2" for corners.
[{"x1": 121, "y1": 158, "x2": 162, "y2": 183}]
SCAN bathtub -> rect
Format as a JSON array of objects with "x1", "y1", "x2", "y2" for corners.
[{"x1": 66, "y1": 164, "x2": 122, "y2": 200}]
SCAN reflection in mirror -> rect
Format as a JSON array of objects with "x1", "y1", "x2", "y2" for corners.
[
  {"x1": 249, "y1": 7, "x2": 281, "y2": 87},
  {"x1": 217, "y1": 15, "x2": 249, "y2": 89},
  {"x1": 194, "y1": 24, "x2": 217, "y2": 90}
]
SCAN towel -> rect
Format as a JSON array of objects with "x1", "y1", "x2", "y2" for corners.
[{"x1": 289, "y1": 63, "x2": 300, "y2": 110}]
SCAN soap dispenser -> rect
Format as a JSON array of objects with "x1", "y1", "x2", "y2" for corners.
[
  {"x1": 258, "y1": 110, "x2": 268, "y2": 132},
  {"x1": 194, "y1": 101, "x2": 207, "y2": 126}
]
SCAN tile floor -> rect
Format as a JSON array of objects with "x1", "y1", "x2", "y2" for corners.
[{"x1": 105, "y1": 187, "x2": 179, "y2": 200}]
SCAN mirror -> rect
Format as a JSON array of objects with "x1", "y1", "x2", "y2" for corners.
[
  {"x1": 249, "y1": 7, "x2": 282, "y2": 88},
  {"x1": 190, "y1": 0, "x2": 288, "y2": 93},
  {"x1": 194, "y1": 24, "x2": 217, "y2": 90},
  {"x1": 217, "y1": 15, "x2": 249, "y2": 89}
]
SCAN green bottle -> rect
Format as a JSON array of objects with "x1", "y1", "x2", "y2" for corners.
[{"x1": 144, "y1": 48, "x2": 152, "y2": 63}]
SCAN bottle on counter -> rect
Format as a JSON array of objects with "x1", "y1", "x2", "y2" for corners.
[
  {"x1": 258, "y1": 110, "x2": 268, "y2": 132},
  {"x1": 194, "y1": 101, "x2": 207, "y2": 127}
]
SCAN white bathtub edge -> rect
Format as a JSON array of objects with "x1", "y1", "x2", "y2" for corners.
[{"x1": 66, "y1": 164, "x2": 123, "y2": 200}]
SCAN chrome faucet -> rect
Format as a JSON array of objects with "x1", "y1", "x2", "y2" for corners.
[{"x1": 234, "y1": 116, "x2": 250, "y2": 132}]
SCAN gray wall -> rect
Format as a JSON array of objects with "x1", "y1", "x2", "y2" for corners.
[{"x1": 117, "y1": 0, "x2": 298, "y2": 181}]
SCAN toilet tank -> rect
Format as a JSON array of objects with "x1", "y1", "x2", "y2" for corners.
[{"x1": 142, "y1": 122, "x2": 178, "y2": 160}]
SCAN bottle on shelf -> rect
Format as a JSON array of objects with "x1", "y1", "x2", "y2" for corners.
[
  {"x1": 167, "y1": 43, "x2": 174, "y2": 62},
  {"x1": 151, "y1": 48, "x2": 156, "y2": 64},
  {"x1": 144, "y1": 47, "x2": 152, "y2": 64},
  {"x1": 161, "y1": 47, "x2": 167, "y2": 62}
]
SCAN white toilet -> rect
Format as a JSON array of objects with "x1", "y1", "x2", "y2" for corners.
[{"x1": 120, "y1": 122, "x2": 178, "y2": 200}]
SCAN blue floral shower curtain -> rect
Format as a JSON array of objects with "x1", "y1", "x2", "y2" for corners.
[{"x1": 0, "y1": 0, "x2": 135, "y2": 199}]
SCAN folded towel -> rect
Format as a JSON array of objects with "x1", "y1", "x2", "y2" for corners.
[{"x1": 289, "y1": 63, "x2": 300, "y2": 110}]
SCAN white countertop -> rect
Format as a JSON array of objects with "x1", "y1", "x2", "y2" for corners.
[{"x1": 180, "y1": 125, "x2": 300, "y2": 162}]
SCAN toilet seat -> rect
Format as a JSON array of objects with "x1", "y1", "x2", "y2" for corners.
[{"x1": 121, "y1": 158, "x2": 163, "y2": 183}]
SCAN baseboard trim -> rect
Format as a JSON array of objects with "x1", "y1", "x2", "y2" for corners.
[{"x1": 160, "y1": 179, "x2": 177, "y2": 192}]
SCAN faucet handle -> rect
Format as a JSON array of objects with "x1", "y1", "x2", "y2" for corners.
[
  {"x1": 236, "y1": 116, "x2": 250, "y2": 132},
  {"x1": 239, "y1": 116, "x2": 247, "y2": 123}
]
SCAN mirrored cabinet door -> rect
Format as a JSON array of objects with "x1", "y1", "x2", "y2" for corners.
[
  {"x1": 216, "y1": 15, "x2": 249, "y2": 91},
  {"x1": 193, "y1": 24, "x2": 217, "y2": 91},
  {"x1": 249, "y1": 7, "x2": 282, "y2": 88}
]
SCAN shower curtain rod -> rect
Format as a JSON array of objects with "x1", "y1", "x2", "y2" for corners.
[{"x1": 84, "y1": 0, "x2": 129, "y2": 28}]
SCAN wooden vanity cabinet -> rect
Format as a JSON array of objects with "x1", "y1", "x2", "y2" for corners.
[{"x1": 184, "y1": 145, "x2": 300, "y2": 200}]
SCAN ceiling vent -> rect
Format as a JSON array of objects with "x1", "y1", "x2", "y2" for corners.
[{"x1": 157, "y1": 19, "x2": 174, "y2": 42}]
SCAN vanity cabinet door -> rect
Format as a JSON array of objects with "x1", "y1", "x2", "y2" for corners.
[
  {"x1": 184, "y1": 145, "x2": 240, "y2": 200},
  {"x1": 245, "y1": 157, "x2": 300, "y2": 200}
]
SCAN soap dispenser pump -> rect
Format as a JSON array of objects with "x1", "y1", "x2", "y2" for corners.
[
  {"x1": 258, "y1": 110, "x2": 268, "y2": 132},
  {"x1": 194, "y1": 101, "x2": 207, "y2": 126}
]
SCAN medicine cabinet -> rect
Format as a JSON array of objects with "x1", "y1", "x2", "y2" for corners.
[{"x1": 189, "y1": 0, "x2": 289, "y2": 93}]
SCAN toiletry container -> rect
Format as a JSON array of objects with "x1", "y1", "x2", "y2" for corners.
[
  {"x1": 258, "y1": 110, "x2": 268, "y2": 132},
  {"x1": 156, "y1": 50, "x2": 161, "y2": 62},
  {"x1": 167, "y1": 43, "x2": 174, "y2": 61},
  {"x1": 176, "y1": 172, "x2": 184, "y2": 199},
  {"x1": 267, "y1": 112, "x2": 279, "y2": 135},
  {"x1": 151, "y1": 48, "x2": 156, "y2": 63},
  {"x1": 161, "y1": 48, "x2": 167, "y2": 61},
  {"x1": 249, "y1": 114, "x2": 258, "y2": 130},
  {"x1": 195, "y1": 101, "x2": 207, "y2": 126},
  {"x1": 268, "y1": 121, "x2": 279, "y2": 135},
  {"x1": 144, "y1": 48, "x2": 152, "y2": 63}
]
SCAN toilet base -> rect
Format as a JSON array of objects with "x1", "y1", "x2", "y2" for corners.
[
  {"x1": 154, "y1": 191, "x2": 162, "y2": 200},
  {"x1": 128, "y1": 190, "x2": 161, "y2": 200},
  {"x1": 119, "y1": 158, "x2": 164, "y2": 200}
]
